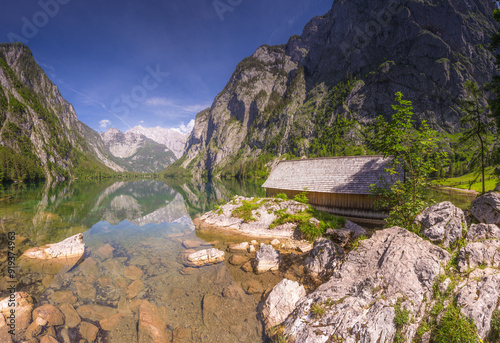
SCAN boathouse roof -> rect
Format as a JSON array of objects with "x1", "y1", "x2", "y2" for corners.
[{"x1": 262, "y1": 156, "x2": 402, "y2": 195}]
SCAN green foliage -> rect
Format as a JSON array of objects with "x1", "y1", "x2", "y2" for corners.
[
  {"x1": 310, "y1": 303, "x2": 326, "y2": 318},
  {"x1": 487, "y1": 308, "x2": 500, "y2": 342},
  {"x1": 369, "y1": 92, "x2": 446, "y2": 230},
  {"x1": 232, "y1": 199, "x2": 261, "y2": 222},
  {"x1": 432, "y1": 304, "x2": 480, "y2": 343},
  {"x1": 459, "y1": 80, "x2": 494, "y2": 194},
  {"x1": 487, "y1": 8, "x2": 500, "y2": 133},
  {"x1": 293, "y1": 191, "x2": 309, "y2": 204},
  {"x1": 270, "y1": 205, "x2": 345, "y2": 241},
  {"x1": 0, "y1": 146, "x2": 44, "y2": 182},
  {"x1": 350, "y1": 235, "x2": 368, "y2": 250},
  {"x1": 275, "y1": 193, "x2": 288, "y2": 200}
]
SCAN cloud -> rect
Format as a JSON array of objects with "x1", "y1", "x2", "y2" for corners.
[
  {"x1": 171, "y1": 119, "x2": 195, "y2": 135},
  {"x1": 99, "y1": 119, "x2": 111, "y2": 128},
  {"x1": 145, "y1": 97, "x2": 210, "y2": 114}
]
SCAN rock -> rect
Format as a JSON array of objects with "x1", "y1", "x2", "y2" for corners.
[
  {"x1": 79, "y1": 257, "x2": 99, "y2": 276},
  {"x1": 60, "y1": 328, "x2": 71, "y2": 343},
  {"x1": 32, "y1": 304, "x2": 65, "y2": 326},
  {"x1": 58, "y1": 303, "x2": 80, "y2": 328},
  {"x1": 283, "y1": 227, "x2": 451, "y2": 342},
  {"x1": 241, "y1": 279, "x2": 263, "y2": 295},
  {"x1": 77, "y1": 304, "x2": 118, "y2": 322},
  {"x1": 180, "y1": 267, "x2": 198, "y2": 275},
  {"x1": 466, "y1": 223, "x2": 500, "y2": 241},
  {"x1": 127, "y1": 280, "x2": 145, "y2": 299},
  {"x1": 414, "y1": 201, "x2": 465, "y2": 248},
  {"x1": 270, "y1": 239, "x2": 280, "y2": 246},
  {"x1": 25, "y1": 317, "x2": 45, "y2": 339},
  {"x1": 305, "y1": 238, "x2": 344, "y2": 280},
  {"x1": 48, "y1": 291, "x2": 77, "y2": 305},
  {"x1": 40, "y1": 335, "x2": 58, "y2": 343},
  {"x1": 325, "y1": 228, "x2": 352, "y2": 247},
  {"x1": 309, "y1": 218, "x2": 320, "y2": 226},
  {"x1": 255, "y1": 244, "x2": 281, "y2": 273},
  {"x1": 101, "y1": 313, "x2": 137, "y2": 342},
  {"x1": 79, "y1": 321, "x2": 99, "y2": 342},
  {"x1": 250, "y1": 240, "x2": 258, "y2": 245},
  {"x1": 95, "y1": 243, "x2": 114, "y2": 260},
  {"x1": 172, "y1": 326, "x2": 191, "y2": 343},
  {"x1": 0, "y1": 292, "x2": 34, "y2": 338},
  {"x1": 343, "y1": 220, "x2": 367, "y2": 239},
  {"x1": 183, "y1": 249, "x2": 225, "y2": 267},
  {"x1": 182, "y1": 240, "x2": 202, "y2": 249},
  {"x1": 228, "y1": 255, "x2": 248, "y2": 266},
  {"x1": 248, "y1": 245, "x2": 256, "y2": 253},
  {"x1": 297, "y1": 242, "x2": 313, "y2": 253},
  {"x1": 0, "y1": 314, "x2": 13, "y2": 343},
  {"x1": 22, "y1": 233, "x2": 85, "y2": 261},
  {"x1": 456, "y1": 268, "x2": 500, "y2": 339},
  {"x1": 75, "y1": 281, "x2": 96, "y2": 300},
  {"x1": 228, "y1": 242, "x2": 249, "y2": 252},
  {"x1": 241, "y1": 261, "x2": 253, "y2": 272},
  {"x1": 470, "y1": 192, "x2": 500, "y2": 225},
  {"x1": 261, "y1": 279, "x2": 306, "y2": 331},
  {"x1": 457, "y1": 240, "x2": 500, "y2": 272},
  {"x1": 124, "y1": 265, "x2": 144, "y2": 280},
  {"x1": 138, "y1": 300, "x2": 168, "y2": 343}
]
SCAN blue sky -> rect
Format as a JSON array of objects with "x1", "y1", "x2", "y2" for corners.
[{"x1": 1, "y1": 0, "x2": 333, "y2": 133}]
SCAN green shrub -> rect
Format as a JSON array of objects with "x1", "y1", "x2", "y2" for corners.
[
  {"x1": 232, "y1": 199, "x2": 261, "y2": 222},
  {"x1": 276, "y1": 193, "x2": 288, "y2": 200},
  {"x1": 310, "y1": 303, "x2": 326, "y2": 318},
  {"x1": 432, "y1": 304, "x2": 480, "y2": 343},
  {"x1": 293, "y1": 191, "x2": 309, "y2": 204},
  {"x1": 487, "y1": 308, "x2": 500, "y2": 342}
]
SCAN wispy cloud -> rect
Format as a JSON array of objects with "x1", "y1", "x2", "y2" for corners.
[
  {"x1": 99, "y1": 119, "x2": 111, "y2": 128},
  {"x1": 171, "y1": 119, "x2": 195, "y2": 135},
  {"x1": 145, "y1": 97, "x2": 209, "y2": 114}
]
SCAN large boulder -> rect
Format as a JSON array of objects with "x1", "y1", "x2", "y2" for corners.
[
  {"x1": 414, "y1": 201, "x2": 465, "y2": 248},
  {"x1": 254, "y1": 244, "x2": 281, "y2": 273},
  {"x1": 456, "y1": 268, "x2": 500, "y2": 339},
  {"x1": 304, "y1": 238, "x2": 344, "y2": 280},
  {"x1": 466, "y1": 223, "x2": 500, "y2": 241},
  {"x1": 456, "y1": 240, "x2": 500, "y2": 272},
  {"x1": 470, "y1": 192, "x2": 500, "y2": 226},
  {"x1": 342, "y1": 220, "x2": 367, "y2": 239},
  {"x1": 261, "y1": 279, "x2": 306, "y2": 331},
  {"x1": 283, "y1": 227, "x2": 451, "y2": 343}
]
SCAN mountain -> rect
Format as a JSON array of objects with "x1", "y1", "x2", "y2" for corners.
[
  {"x1": 177, "y1": 0, "x2": 499, "y2": 179},
  {"x1": 0, "y1": 43, "x2": 123, "y2": 182},
  {"x1": 100, "y1": 127, "x2": 176, "y2": 173},
  {"x1": 127, "y1": 125, "x2": 188, "y2": 158}
]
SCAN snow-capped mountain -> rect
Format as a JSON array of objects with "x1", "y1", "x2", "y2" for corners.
[{"x1": 127, "y1": 125, "x2": 189, "y2": 158}]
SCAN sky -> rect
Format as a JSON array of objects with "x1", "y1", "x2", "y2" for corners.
[{"x1": 0, "y1": 0, "x2": 333, "y2": 134}]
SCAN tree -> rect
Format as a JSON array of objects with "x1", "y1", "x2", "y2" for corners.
[
  {"x1": 459, "y1": 80, "x2": 492, "y2": 194},
  {"x1": 369, "y1": 92, "x2": 445, "y2": 229}
]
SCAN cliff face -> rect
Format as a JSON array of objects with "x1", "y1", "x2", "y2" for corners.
[
  {"x1": 100, "y1": 128, "x2": 176, "y2": 173},
  {"x1": 182, "y1": 0, "x2": 498, "y2": 178},
  {"x1": 0, "y1": 43, "x2": 123, "y2": 181}
]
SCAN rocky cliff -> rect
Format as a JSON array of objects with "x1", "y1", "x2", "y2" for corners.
[
  {"x1": 0, "y1": 43, "x2": 123, "y2": 181},
  {"x1": 181, "y1": 0, "x2": 498, "y2": 178},
  {"x1": 128, "y1": 125, "x2": 188, "y2": 159},
  {"x1": 100, "y1": 128, "x2": 176, "y2": 173}
]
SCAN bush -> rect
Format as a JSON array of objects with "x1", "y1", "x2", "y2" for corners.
[
  {"x1": 432, "y1": 304, "x2": 480, "y2": 343},
  {"x1": 293, "y1": 191, "x2": 309, "y2": 204},
  {"x1": 276, "y1": 193, "x2": 288, "y2": 200}
]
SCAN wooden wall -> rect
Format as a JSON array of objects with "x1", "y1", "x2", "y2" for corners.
[{"x1": 265, "y1": 188, "x2": 386, "y2": 219}]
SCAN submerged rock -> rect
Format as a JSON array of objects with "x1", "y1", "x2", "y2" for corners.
[
  {"x1": 414, "y1": 201, "x2": 465, "y2": 247},
  {"x1": 32, "y1": 304, "x2": 65, "y2": 326},
  {"x1": 184, "y1": 248, "x2": 225, "y2": 267},
  {"x1": 283, "y1": 227, "x2": 450, "y2": 343},
  {"x1": 255, "y1": 244, "x2": 281, "y2": 273},
  {"x1": 305, "y1": 238, "x2": 344, "y2": 280},
  {"x1": 138, "y1": 300, "x2": 168, "y2": 343},
  {"x1": 261, "y1": 279, "x2": 306, "y2": 331},
  {"x1": 79, "y1": 321, "x2": 99, "y2": 343},
  {"x1": 470, "y1": 192, "x2": 500, "y2": 225},
  {"x1": 0, "y1": 292, "x2": 34, "y2": 339}
]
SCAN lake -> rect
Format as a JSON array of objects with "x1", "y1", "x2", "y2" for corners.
[{"x1": 0, "y1": 179, "x2": 476, "y2": 342}]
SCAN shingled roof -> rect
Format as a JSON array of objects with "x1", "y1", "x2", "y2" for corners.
[{"x1": 262, "y1": 156, "x2": 402, "y2": 195}]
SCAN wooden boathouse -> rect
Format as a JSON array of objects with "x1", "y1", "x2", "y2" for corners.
[{"x1": 262, "y1": 156, "x2": 402, "y2": 219}]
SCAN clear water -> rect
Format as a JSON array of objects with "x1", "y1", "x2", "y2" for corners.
[{"x1": 0, "y1": 179, "x2": 476, "y2": 342}]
